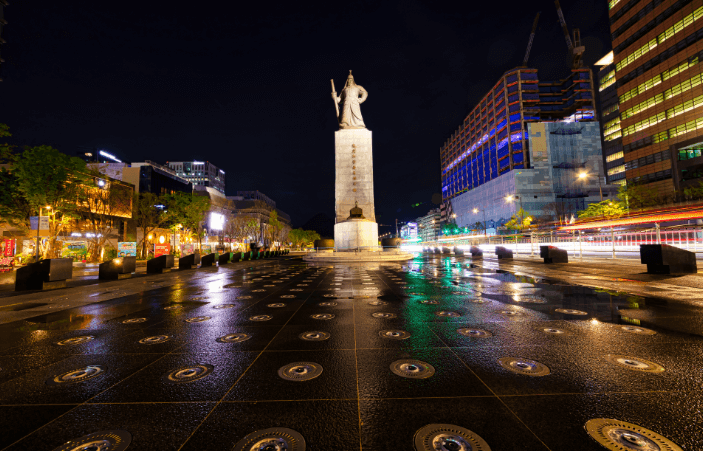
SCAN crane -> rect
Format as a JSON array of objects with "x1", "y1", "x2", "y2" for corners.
[
  {"x1": 522, "y1": 12, "x2": 541, "y2": 67},
  {"x1": 554, "y1": 0, "x2": 585, "y2": 69}
]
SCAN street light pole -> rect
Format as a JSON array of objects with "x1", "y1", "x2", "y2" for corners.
[{"x1": 35, "y1": 206, "x2": 50, "y2": 262}]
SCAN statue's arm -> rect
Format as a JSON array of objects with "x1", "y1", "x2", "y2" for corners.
[
  {"x1": 358, "y1": 86, "x2": 368, "y2": 104},
  {"x1": 332, "y1": 93, "x2": 341, "y2": 104}
]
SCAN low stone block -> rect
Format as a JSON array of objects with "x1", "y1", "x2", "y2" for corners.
[
  {"x1": 540, "y1": 245, "x2": 568, "y2": 264},
  {"x1": 179, "y1": 253, "x2": 201, "y2": 270},
  {"x1": 99, "y1": 256, "x2": 136, "y2": 280},
  {"x1": 641, "y1": 244, "x2": 697, "y2": 274},
  {"x1": 146, "y1": 255, "x2": 174, "y2": 274},
  {"x1": 453, "y1": 247, "x2": 465, "y2": 256},
  {"x1": 231, "y1": 252, "x2": 242, "y2": 262},
  {"x1": 433, "y1": 248, "x2": 441, "y2": 254},
  {"x1": 241, "y1": 252, "x2": 251, "y2": 261},
  {"x1": 15, "y1": 258, "x2": 73, "y2": 291},
  {"x1": 495, "y1": 246, "x2": 513, "y2": 260},
  {"x1": 441, "y1": 247, "x2": 451, "y2": 255},
  {"x1": 201, "y1": 253, "x2": 216, "y2": 267},
  {"x1": 218, "y1": 253, "x2": 230, "y2": 265},
  {"x1": 470, "y1": 246, "x2": 483, "y2": 257}
]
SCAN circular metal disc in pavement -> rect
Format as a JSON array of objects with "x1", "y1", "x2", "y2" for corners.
[
  {"x1": 372, "y1": 312, "x2": 397, "y2": 319},
  {"x1": 185, "y1": 316, "x2": 211, "y2": 323},
  {"x1": 217, "y1": 333, "x2": 251, "y2": 343},
  {"x1": 139, "y1": 335, "x2": 171, "y2": 345},
  {"x1": 267, "y1": 303, "x2": 286, "y2": 308},
  {"x1": 311, "y1": 313, "x2": 334, "y2": 320},
  {"x1": 121, "y1": 318, "x2": 147, "y2": 324},
  {"x1": 164, "y1": 364, "x2": 214, "y2": 383},
  {"x1": 604, "y1": 355, "x2": 665, "y2": 373},
  {"x1": 47, "y1": 365, "x2": 105, "y2": 385},
  {"x1": 620, "y1": 325, "x2": 656, "y2": 335},
  {"x1": 585, "y1": 418, "x2": 682, "y2": 451},
  {"x1": 498, "y1": 357, "x2": 550, "y2": 377},
  {"x1": 413, "y1": 423, "x2": 491, "y2": 451},
  {"x1": 435, "y1": 311, "x2": 460, "y2": 318},
  {"x1": 213, "y1": 304, "x2": 236, "y2": 309},
  {"x1": 390, "y1": 359, "x2": 435, "y2": 379},
  {"x1": 318, "y1": 302, "x2": 337, "y2": 307},
  {"x1": 299, "y1": 331, "x2": 330, "y2": 341},
  {"x1": 555, "y1": 308, "x2": 588, "y2": 315},
  {"x1": 379, "y1": 330, "x2": 411, "y2": 340},
  {"x1": 233, "y1": 427, "x2": 305, "y2": 451},
  {"x1": 51, "y1": 430, "x2": 132, "y2": 451},
  {"x1": 249, "y1": 315, "x2": 272, "y2": 321},
  {"x1": 56, "y1": 336, "x2": 94, "y2": 346},
  {"x1": 457, "y1": 328, "x2": 492, "y2": 338},
  {"x1": 278, "y1": 362, "x2": 323, "y2": 381}
]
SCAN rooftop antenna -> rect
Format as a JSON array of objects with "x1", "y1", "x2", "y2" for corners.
[{"x1": 522, "y1": 12, "x2": 541, "y2": 67}]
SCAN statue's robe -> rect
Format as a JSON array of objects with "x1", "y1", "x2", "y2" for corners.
[{"x1": 338, "y1": 84, "x2": 367, "y2": 128}]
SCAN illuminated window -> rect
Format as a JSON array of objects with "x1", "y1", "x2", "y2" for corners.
[
  {"x1": 616, "y1": 7, "x2": 703, "y2": 72},
  {"x1": 606, "y1": 151, "x2": 624, "y2": 162},
  {"x1": 608, "y1": 165, "x2": 625, "y2": 176}
]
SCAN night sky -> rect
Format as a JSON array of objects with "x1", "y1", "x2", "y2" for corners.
[{"x1": 0, "y1": 0, "x2": 610, "y2": 232}]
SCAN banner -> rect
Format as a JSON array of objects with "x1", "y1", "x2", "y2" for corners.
[
  {"x1": 154, "y1": 243, "x2": 171, "y2": 258},
  {"x1": 200, "y1": 244, "x2": 212, "y2": 254},
  {"x1": 62, "y1": 241, "x2": 87, "y2": 260},
  {"x1": 29, "y1": 216, "x2": 49, "y2": 237},
  {"x1": 117, "y1": 241, "x2": 137, "y2": 257},
  {"x1": 1, "y1": 239, "x2": 15, "y2": 257},
  {"x1": 180, "y1": 243, "x2": 195, "y2": 255}
]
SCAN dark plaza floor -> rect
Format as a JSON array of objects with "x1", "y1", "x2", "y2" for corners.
[{"x1": 0, "y1": 255, "x2": 701, "y2": 450}]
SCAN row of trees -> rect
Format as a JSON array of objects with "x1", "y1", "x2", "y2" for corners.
[
  {"x1": 288, "y1": 228, "x2": 321, "y2": 249},
  {"x1": 1, "y1": 124, "x2": 214, "y2": 261}
]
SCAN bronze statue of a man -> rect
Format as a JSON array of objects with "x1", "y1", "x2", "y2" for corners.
[{"x1": 332, "y1": 71, "x2": 368, "y2": 129}]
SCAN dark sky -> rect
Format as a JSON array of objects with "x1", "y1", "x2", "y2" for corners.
[{"x1": 0, "y1": 0, "x2": 610, "y2": 230}]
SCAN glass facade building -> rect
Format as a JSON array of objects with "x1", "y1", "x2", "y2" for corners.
[
  {"x1": 608, "y1": 0, "x2": 703, "y2": 196},
  {"x1": 441, "y1": 67, "x2": 597, "y2": 202},
  {"x1": 596, "y1": 51, "x2": 627, "y2": 185}
]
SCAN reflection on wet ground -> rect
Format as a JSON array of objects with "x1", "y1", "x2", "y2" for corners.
[{"x1": 0, "y1": 255, "x2": 701, "y2": 450}]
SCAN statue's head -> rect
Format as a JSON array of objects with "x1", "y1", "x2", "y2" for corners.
[{"x1": 345, "y1": 70, "x2": 355, "y2": 87}]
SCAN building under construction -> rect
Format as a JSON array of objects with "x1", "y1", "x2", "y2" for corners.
[{"x1": 438, "y1": 2, "x2": 615, "y2": 233}]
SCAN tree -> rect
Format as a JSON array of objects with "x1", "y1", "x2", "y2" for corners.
[
  {"x1": 0, "y1": 130, "x2": 92, "y2": 258},
  {"x1": 618, "y1": 183, "x2": 658, "y2": 212},
  {"x1": 289, "y1": 228, "x2": 320, "y2": 249},
  {"x1": 577, "y1": 200, "x2": 626, "y2": 219},
  {"x1": 504, "y1": 208, "x2": 533, "y2": 232},
  {"x1": 268, "y1": 210, "x2": 283, "y2": 249},
  {"x1": 165, "y1": 192, "x2": 211, "y2": 249},
  {"x1": 541, "y1": 201, "x2": 576, "y2": 225},
  {"x1": 133, "y1": 193, "x2": 170, "y2": 258},
  {"x1": 682, "y1": 181, "x2": 703, "y2": 201}
]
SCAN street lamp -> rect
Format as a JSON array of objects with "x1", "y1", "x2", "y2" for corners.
[{"x1": 577, "y1": 171, "x2": 603, "y2": 202}]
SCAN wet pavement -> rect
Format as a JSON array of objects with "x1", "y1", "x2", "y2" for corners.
[{"x1": 0, "y1": 255, "x2": 701, "y2": 450}]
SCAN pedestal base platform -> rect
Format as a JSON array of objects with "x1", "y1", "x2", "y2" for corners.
[{"x1": 334, "y1": 219, "x2": 378, "y2": 250}]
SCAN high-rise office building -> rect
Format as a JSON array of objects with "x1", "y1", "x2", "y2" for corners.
[
  {"x1": 166, "y1": 160, "x2": 225, "y2": 194},
  {"x1": 596, "y1": 51, "x2": 626, "y2": 185},
  {"x1": 608, "y1": 0, "x2": 703, "y2": 196}
]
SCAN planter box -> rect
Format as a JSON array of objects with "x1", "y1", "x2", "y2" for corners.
[
  {"x1": 201, "y1": 253, "x2": 216, "y2": 267},
  {"x1": 641, "y1": 244, "x2": 697, "y2": 274},
  {"x1": 146, "y1": 255, "x2": 174, "y2": 274},
  {"x1": 99, "y1": 256, "x2": 137, "y2": 280},
  {"x1": 179, "y1": 253, "x2": 201, "y2": 270},
  {"x1": 15, "y1": 258, "x2": 73, "y2": 291},
  {"x1": 540, "y1": 246, "x2": 568, "y2": 264}
]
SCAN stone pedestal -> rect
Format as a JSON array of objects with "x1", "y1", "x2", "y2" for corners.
[
  {"x1": 334, "y1": 219, "x2": 378, "y2": 250},
  {"x1": 335, "y1": 128, "x2": 375, "y2": 223}
]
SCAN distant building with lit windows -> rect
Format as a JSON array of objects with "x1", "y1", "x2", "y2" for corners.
[{"x1": 167, "y1": 160, "x2": 225, "y2": 194}]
